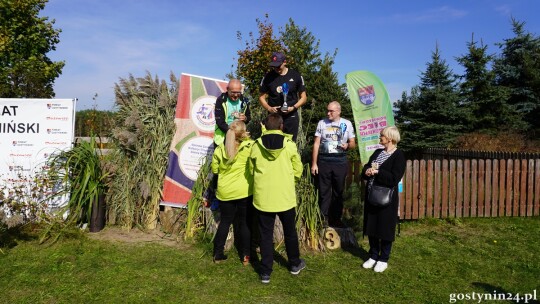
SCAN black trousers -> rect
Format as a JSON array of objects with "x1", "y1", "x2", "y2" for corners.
[
  {"x1": 282, "y1": 113, "x2": 299, "y2": 142},
  {"x1": 368, "y1": 236, "x2": 393, "y2": 262},
  {"x1": 317, "y1": 158, "x2": 348, "y2": 221},
  {"x1": 213, "y1": 196, "x2": 253, "y2": 258},
  {"x1": 258, "y1": 207, "x2": 301, "y2": 275}
]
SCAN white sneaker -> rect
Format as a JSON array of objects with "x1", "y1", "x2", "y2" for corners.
[
  {"x1": 374, "y1": 261, "x2": 388, "y2": 273},
  {"x1": 362, "y1": 258, "x2": 377, "y2": 269}
]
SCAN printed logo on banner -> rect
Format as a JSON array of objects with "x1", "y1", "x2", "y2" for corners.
[
  {"x1": 12, "y1": 140, "x2": 33, "y2": 147},
  {"x1": 9, "y1": 153, "x2": 32, "y2": 158},
  {"x1": 47, "y1": 128, "x2": 67, "y2": 134},
  {"x1": 190, "y1": 96, "x2": 216, "y2": 131},
  {"x1": 6, "y1": 177, "x2": 28, "y2": 183},
  {"x1": 8, "y1": 165, "x2": 28, "y2": 172},
  {"x1": 45, "y1": 141, "x2": 68, "y2": 146},
  {"x1": 46, "y1": 116, "x2": 69, "y2": 121},
  {"x1": 358, "y1": 85, "x2": 376, "y2": 106},
  {"x1": 47, "y1": 103, "x2": 69, "y2": 110}
]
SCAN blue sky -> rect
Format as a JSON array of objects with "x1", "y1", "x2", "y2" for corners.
[{"x1": 42, "y1": 0, "x2": 540, "y2": 111}]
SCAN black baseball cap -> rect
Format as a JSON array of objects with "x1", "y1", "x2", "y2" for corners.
[{"x1": 269, "y1": 52, "x2": 286, "y2": 67}]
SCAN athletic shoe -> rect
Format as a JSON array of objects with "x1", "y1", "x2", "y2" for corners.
[
  {"x1": 213, "y1": 253, "x2": 227, "y2": 263},
  {"x1": 374, "y1": 261, "x2": 388, "y2": 273},
  {"x1": 290, "y1": 259, "x2": 306, "y2": 275},
  {"x1": 260, "y1": 273, "x2": 270, "y2": 284},
  {"x1": 362, "y1": 258, "x2": 377, "y2": 269}
]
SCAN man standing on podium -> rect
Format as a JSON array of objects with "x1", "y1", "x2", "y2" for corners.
[{"x1": 259, "y1": 52, "x2": 307, "y2": 142}]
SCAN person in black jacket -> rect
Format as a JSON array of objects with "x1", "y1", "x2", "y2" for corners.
[
  {"x1": 207, "y1": 79, "x2": 251, "y2": 210},
  {"x1": 214, "y1": 79, "x2": 251, "y2": 146},
  {"x1": 361, "y1": 126, "x2": 406, "y2": 273}
]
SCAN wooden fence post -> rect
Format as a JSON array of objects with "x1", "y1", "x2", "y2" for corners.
[
  {"x1": 464, "y1": 159, "x2": 471, "y2": 217},
  {"x1": 512, "y1": 160, "x2": 520, "y2": 216},
  {"x1": 505, "y1": 160, "x2": 513, "y2": 216},
  {"x1": 442, "y1": 160, "x2": 449, "y2": 218},
  {"x1": 434, "y1": 160, "x2": 441, "y2": 218},
  {"x1": 491, "y1": 160, "x2": 499, "y2": 217},
  {"x1": 456, "y1": 160, "x2": 463, "y2": 218},
  {"x1": 426, "y1": 160, "x2": 434, "y2": 218},
  {"x1": 478, "y1": 160, "x2": 485, "y2": 217},
  {"x1": 485, "y1": 160, "x2": 492, "y2": 217},
  {"x1": 471, "y1": 160, "x2": 478, "y2": 217},
  {"x1": 419, "y1": 160, "x2": 426, "y2": 219}
]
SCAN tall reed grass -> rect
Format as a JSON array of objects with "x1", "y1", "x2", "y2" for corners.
[
  {"x1": 295, "y1": 164, "x2": 323, "y2": 250},
  {"x1": 106, "y1": 72, "x2": 178, "y2": 230},
  {"x1": 184, "y1": 155, "x2": 212, "y2": 240}
]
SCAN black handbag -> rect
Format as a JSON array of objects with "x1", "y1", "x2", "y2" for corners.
[{"x1": 367, "y1": 184, "x2": 394, "y2": 207}]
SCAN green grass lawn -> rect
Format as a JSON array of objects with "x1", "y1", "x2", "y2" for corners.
[{"x1": 1, "y1": 217, "x2": 539, "y2": 304}]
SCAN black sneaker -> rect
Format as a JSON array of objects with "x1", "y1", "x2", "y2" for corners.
[
  {"x1": 290, "y1": 259, "x2": 306, "y2": 275},
  {"x1": 213, "y1": 253, "x2": 228, "y2": 263},
  {"x1": 260, "y1": 273, "x2": 270, "y2": 284}
]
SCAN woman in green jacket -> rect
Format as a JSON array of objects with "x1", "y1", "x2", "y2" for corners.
[{"x1": 211, "y1": 120, "x2": 254, "y2": 265}]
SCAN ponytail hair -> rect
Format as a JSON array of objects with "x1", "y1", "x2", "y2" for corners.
[{"x1": 224, "y1": 120, "x2": 250, "y2": 161}]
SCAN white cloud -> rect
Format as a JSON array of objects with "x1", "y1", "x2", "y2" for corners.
[
  {"x1": 390, "y1": 6, "x2": 468, "y2": 23},
  {"x1": 50, "y1": 13, "x2": 216, "y2": 110},
  {"x1": 495, "y1": 5, "x2": 512, "y2": 17}
]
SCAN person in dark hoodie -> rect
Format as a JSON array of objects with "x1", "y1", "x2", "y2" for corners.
[{"x1": 249, "y1": 113, "x2": 304, "y2": 284}]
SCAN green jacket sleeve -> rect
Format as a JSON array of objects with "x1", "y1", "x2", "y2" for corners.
[
  {"x1": 211, "y1": 146, "x2": 221, "y2": 174},
  {"x1": 287, "y1": 140, "x2": 303, "y2": 182}
]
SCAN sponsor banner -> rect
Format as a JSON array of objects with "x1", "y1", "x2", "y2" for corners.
[
  {"x1": 0, "y1": 98, "x2": 76, "y2": 209},
  {"x1": 345, "y1": 71, "x2": 395, "y2": 163},
  {"x1": 161, "y1": 74, "x2": 227, "y2": 207}
]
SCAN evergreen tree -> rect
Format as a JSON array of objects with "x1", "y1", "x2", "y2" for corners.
[
  {"x1": 0, "y1": 0, "x2": 64, "y2": 98},
  {"x1": 394, "y1": 90, "x2": 415, "y2": 132},
  {"x1": 455, "y1": 35, "x2": 513, "y2": 133},
  {"x1": 493, "y1": 18, "x2": 540, "y2": 136},
  {"x1": 395, "y1": 45, "x2": 463, "y2": 153}
]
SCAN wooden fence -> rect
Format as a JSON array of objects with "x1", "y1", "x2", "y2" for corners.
[{"x1": 347, "y1": 158, "x2": 540, "y2": 219}]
